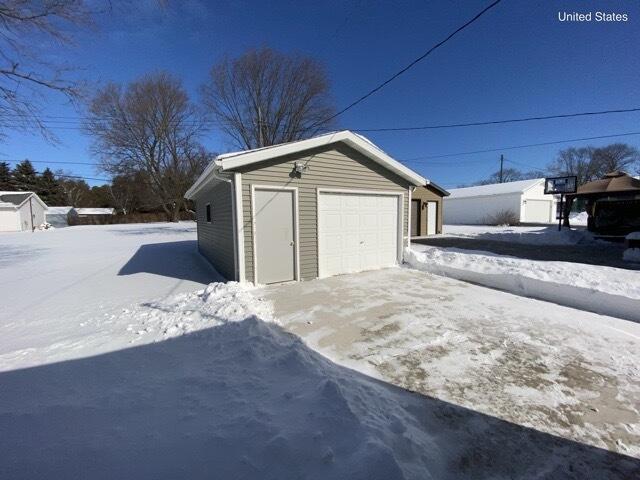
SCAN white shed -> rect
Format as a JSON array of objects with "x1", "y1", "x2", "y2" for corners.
[
  {"x1": 46, "y1": 206, "x2": 76, "y2": 228},
  {"x1": 444, "y1": 179, "x2": 557, "y2": 225},
  {"x1": 0, "y1": 191, "x2": 48, "y2": 232}
]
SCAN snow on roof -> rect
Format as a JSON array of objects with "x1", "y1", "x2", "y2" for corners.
[
  {"x1": 75, "y1": 208, "x2": 114, "y2": 215},
  {"x1": 0, "y1": 191, "x2": 33, "y2": 206},
  {"x1": 186, "y1": 130, "x2": 427, "y2": 199},
  {"x1": 0, "y1": 191, "x2": 48, "y2": 209},
  {"x1": 47, "y1": 206, "x2": 75, "y2": 215},
  {"x1": 447, "y1": 178, "x2": 544, "y2": 199}
]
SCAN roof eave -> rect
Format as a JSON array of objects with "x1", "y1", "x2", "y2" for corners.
[{"x1": 184, "y1": 161, "x2": 230, "y2": 200}]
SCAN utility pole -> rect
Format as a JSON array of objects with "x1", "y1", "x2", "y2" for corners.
[{"x1": 499, "y1": 154, "x2": 504, "y2": 183}]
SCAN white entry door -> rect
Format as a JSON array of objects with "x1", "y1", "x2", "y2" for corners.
[
  {"x1": 254, "y1": 188, "x2": 297, "y2": 284},
  {"x1": 318, "y1": 192, "x2": 399, "y2": 277},
  {"x1": 426, "y1": 201, "x2": 437, "y2": 235}
]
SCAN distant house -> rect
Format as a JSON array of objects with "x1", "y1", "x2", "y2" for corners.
[
  {"x1": 0, "y1": 191, "x2": 48, "y2": 232},
  {"x1": 75, "y1": 208, "x2": 115, "y2": 220},
  {"x1": 444, "y1": 178, "x2": 556, "y2": 225},
  {"x1": 410, "y1": 183, "x2": 449, "y2": 236},
  {"x1": 46, "y1": 206, "x2": 77, "y2": 228}
]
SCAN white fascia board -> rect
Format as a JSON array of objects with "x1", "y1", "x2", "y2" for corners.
[
  {"x1": 184, "y1": 161, "x2": 229, "y2": 200},
  {"x1": 218, "y1": 131, "x2": 427, "y2": 186}
]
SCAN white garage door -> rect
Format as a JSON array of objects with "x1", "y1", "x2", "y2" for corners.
[
  {"x1": 318, "y1": 192, "x2": 399, "y2": 277},
  {"x1": 524, "y1": 199, "x2": 553, "y2": 223}
]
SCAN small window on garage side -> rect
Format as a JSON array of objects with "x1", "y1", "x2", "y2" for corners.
[{"x1": 205, "y1": 203, "x2": 212, "y2": 223}]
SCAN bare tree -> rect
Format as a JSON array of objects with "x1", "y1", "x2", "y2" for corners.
[
  {"x1": 0, "y1": 0, "x2": 95, "y2": 139},
  {"x1": 547, "y1": 147, "x2": 597, "y2": 185},
  {"x1": 201, "y1": 47, "x2": 335, "y2": 149},
  {"x1": 548, "y1": 143, "x2": 640, "y2": 184},
  {"x1": 591, "y1": 143, "x2": 639, "y2": 176},
  {"x1": 85, "y1": 72, "x2": 209, "y2": 221},
  {"x1": 55, "y1": 171, "x2": 89, "y2": 206}
]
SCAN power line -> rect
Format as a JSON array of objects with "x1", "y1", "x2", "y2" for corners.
[
  {"x1": 2, "y1": 104, "x2": 639, "y2": 134},
  {"x1": 320, "y1": 0, "x2": 503, "y2": 124},
  {"x1": 2, "y1": 159, "x2": 99, "y2": 166},
  {"x1": 355, "y1": 107, "x2": 640, "y2": 132},
  {"x1": 504, "y1": 158, "x2": 546, "y2": 171},
  {"x1": 406, "y1": 131, "x2": 640, "y2": 162}
]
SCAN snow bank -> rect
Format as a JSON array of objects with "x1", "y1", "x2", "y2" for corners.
[
  {"x1": 119, "y1": 281, "x2": 276, "y2": 340},
  {"x1": 0, "y1": 281, "x2": 444, "y2": 480},
  {"x1": 442, "y1": 224, "x2": 594, "y2": 245},
  {"x1": 406, "y1": 246, "x2": 640, "y2": 322}
]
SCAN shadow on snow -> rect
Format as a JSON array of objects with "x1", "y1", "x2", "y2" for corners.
[
  {"x1": 0, "y1": 318, "x2": 637, "y2": 480},
  {"x1": 117, "y1": 240, "x2": 223, "y2": 284}
]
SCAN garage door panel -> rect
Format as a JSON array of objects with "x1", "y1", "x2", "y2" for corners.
[
  {"x1": 360, "y1": 213, "x2": 378, "y2": 228},
  {"x1": 319, "y1": 192, "x2": 399, "y2": 277}
]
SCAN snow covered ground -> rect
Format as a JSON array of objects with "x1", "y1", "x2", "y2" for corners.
[
  {"x1": 0, "y1": 222, "x2": 220, "y2": 369},
  {"x1": 407, "y1": 244, "x2": 640, "y2": 321},
  {"x1": 1, "y1": 223, "x2": 639, "y2": 478}
]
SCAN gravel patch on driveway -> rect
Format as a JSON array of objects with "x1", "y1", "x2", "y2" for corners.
[{"x1": 259, "y1": 267, "x2": 640, "y2": 460}]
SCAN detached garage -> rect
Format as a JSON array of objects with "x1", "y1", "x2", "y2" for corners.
[
  {"x1": 0, "y1": 191, "x2": 48, "y2": 232},
  {"x1": 185, "y1": 130, "x2": 427, "y2": 284},
  {"x1": 444, "y1": 178, "x2": 557, "y2": 225}
]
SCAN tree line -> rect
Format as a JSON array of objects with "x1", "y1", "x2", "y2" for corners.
[
  {"x1": 475, "y1": 143, "x2": 640, "y2": 186},
  {"x1": 0, "y1": 159, "x2": 163, "y2": 214}
]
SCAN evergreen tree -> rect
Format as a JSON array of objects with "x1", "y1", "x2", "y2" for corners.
[
  {"x1": 12, "y1": 160, "x2": 38, "y2": 191},
  {"x1": 0, "y1": 162, "x2": 13, "y2": 191},
  {"x1": 37, "y1": 168, "x2": 62, "y2": 205}
]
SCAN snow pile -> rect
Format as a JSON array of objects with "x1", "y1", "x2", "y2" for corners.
[
  {"x1": 570, "y1": 211, "x2": 589, "y2": 225},
  {"x1": 406, "y1": 245, "x2": 640, "y2": 321},
  {"x1": 442, "y1": 224, "x2": 593, "y2": 245},
  {"x1": 0, "y1": 287, "x2": 444, "y2": 480},
  {"x1": 118, "y1": 281, "x2": 276, "y2": 340}
]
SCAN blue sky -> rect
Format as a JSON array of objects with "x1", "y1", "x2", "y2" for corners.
[{"x1": 2, "y1": 0, "x2": 639, "y2": 188}]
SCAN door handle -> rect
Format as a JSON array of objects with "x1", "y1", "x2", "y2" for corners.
[{"x1": 290, "y1": 241, "x2": 295, "y2": 246}]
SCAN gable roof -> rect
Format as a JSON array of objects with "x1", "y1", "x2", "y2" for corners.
[
  {"x1": 447, "y1": 178, "x2": 545, "y2": 199},
  {"x1": 47, "y1": 206, "x2": 75, "y2": 215},
  {"x1": 185, "y1": 131, "x2": 427, "y2": 199},
  {"x1": 426, "y1": 181, "x2": 450, "y2": 197},
  {"x1": 0, "y1": 191, "x2": 48, "y2": 209}
]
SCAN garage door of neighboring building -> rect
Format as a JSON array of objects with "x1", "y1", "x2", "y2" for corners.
[
  {"x1": 318, "y1": 191, "x2": 400, "y2": 277},
  {"x1": 524, "y1": 199, "x2": 552, "y2": 223}
]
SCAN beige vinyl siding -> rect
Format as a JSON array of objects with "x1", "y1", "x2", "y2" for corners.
[
  {"x1": 194, "y1": 179, "x2": 235, "y2": 280},
  {"x1": 237, "y1": 143, "x2": 411, "y2": 283},
  {"x1": 411, "y1": 185, "x2": 445, "y2": 235}
]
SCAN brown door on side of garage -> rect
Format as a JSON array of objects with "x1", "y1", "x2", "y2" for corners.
[{"x1": 411, "y1": 199, "x2": 421, "y2": 236}]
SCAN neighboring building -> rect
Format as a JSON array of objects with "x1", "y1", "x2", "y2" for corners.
[
  {"x1": 565, "y1": 171, "x2": 640, "y2": 235},
  {"x1": 410, "y1": 183, "x2": 449, "y2": 236},
  {"x1": 46, "y1": 206, "x2": 77, "y2": 228},
  {"x1": 75, "y1": 208, "x2": 115, "y2": 219},
  {"x1": 0, "y1": 191, "x2": 48, "y2": 232},
  {"x1": 444, "y1": 178, "x2": 556, "y2": 225},
  {"x1": 185, "y1": 130, "x2": 427, "y2": 284}
]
